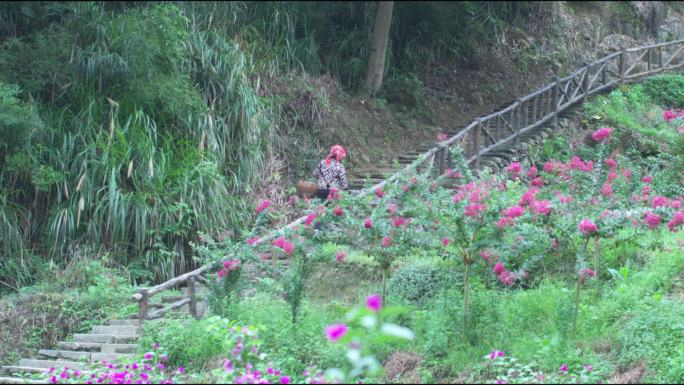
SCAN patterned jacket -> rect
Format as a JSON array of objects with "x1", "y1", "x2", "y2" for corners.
[{"x1": 314, "y1": 159, "x2": 349, "y2": 190}]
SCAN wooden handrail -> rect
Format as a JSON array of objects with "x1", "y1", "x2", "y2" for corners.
[{"x1": 132, "y1": 38, "x2": 684, "y2": 322}]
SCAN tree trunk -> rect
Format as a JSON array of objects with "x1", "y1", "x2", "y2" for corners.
[{"x1": 364, "y1": 1, "x2": 394, "y2": 95}]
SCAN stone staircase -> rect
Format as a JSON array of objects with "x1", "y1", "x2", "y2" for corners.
[
  {"x1": 0, "y1": 284, "x2": 209, "y2": 384},
  {"x1": 349, "y1": 97, "x2": 584, "y2": 190},
  {"x1": 0, "y1": 320, "x2": 139, "y2": 383}
]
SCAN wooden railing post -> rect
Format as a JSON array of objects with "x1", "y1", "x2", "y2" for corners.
[
  {"x1": 647, "y1": 48, "x2": 652, "y2": 72},
  {"x1": 581, "y1": 64, "x2": 589, "y2": 102},
  {"x1": 531, "y1": 95, "x2": 538, "y2": 124},
  {"x1": 138, "y1": 291, "x2": 148, "y2": 327},
  {"x1": 188, "y1": 276, "x2": 197, "y2": 318},
  {"x1": 474, "y1": 120, "x2": 481, "y2": 171},
  {"x1": 601, "y1": 62, "x2": 607, "y2": 85},
  {"x1": 470, "y1": 125, "x2": 477, "y2": 160},
  {"x1": 552, "y1": 76, "x2": 560, "y2": 129},
  {"x1": 658, "y1": 46, "x2": 664, "y2": 72},
  {"x1": 438, "y1": 148, "x2": 446, "y2": 176},
  {"x1": 619, "y1": 46, "x2": 626, "y2": 83},
  {"x1": 514, "y1": 100, "x2": 522, "y2": 147}
]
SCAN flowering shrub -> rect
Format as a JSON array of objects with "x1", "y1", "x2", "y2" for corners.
[
  {"x1": 480, "y1": 351, "x2": 607, "y2": 384},
  {"x1": 40, "y1": 345, "x2": 182, "y2": 384}
]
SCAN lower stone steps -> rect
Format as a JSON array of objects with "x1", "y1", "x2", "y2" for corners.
[
  {"x1": 0, "y1": 376, "x2": 48, "y2": 384},
  {"x1": 56, "y1": 342, "x2": 137, "y2": 354},
  {"x1": 73, "y1": 334, "x2": 138, "y2": 344},
  {"x1": 18, "y1": 360, "x2": 84, "y2": 370}
]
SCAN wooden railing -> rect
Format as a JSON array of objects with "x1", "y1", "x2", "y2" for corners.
[{"x1": 132, "y1": 39, "x2": 684, "y2": 323}]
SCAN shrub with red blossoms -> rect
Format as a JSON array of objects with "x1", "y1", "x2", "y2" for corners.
[
  {"x1": 506, "y1": 162, "x2": 522, "y2": 178},
  {"x1": 305, "y1": 212, "x2": 317, "y2": 226},
  {"x1": 336, "y1": 251, "x2": 347, "y2": 263},
  {"x1": 579, "y1": 268, "x2": 596, "y2": 281},
  {"x1": 256, "y1": 199, "x2": 272, "y2": 214},
  {"x1": 591, "y1": 127, "x2": 613, "y2": 142},
  {"x1": 601, "y1": 183, "x2": 613, "y2": 197},
  {"x1": 667, "y1": 211, "x2": 684, "y2": 231},
  {"x1": 272, "y1": 237, "x2": 295, "y2": 256},
  {"x1": 503, "y1": 205, "x2": 525, "y2": 218},
  {"x1": 578, "y1": 219, "x2": 598, "y2": 235},
  {"x1": 643, "y1": 211, "x2": 662, "y2": 229},
  {"x1": 465, "y1": 203, "x2": 487, "y2": 218},
  {"x1": 663, "y1": 109, "x2": 678, "y2": 122},
  {"x1": 530, "y1": 200, "x2": 552, "y2": 215},
  {"x1": 652, "y1": 196, "x2": 669, "y2": 208}
]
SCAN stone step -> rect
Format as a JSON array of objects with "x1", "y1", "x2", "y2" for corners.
[
  {"x1": 19, "y1": 359, "x2": 84, "y2": 370},
  {"x1": 91, "y1": 353, "x2": 135, "y2": 363},
  {"x1": 0, "y1": 366, "x2": 51, "y2": 375},
  {"x1": 73, "y1": 334, "x2": 138, "y2": 344},
  {"x1": 0, "y1": 376, "x2": 49, "y2": 384},
  {"x1": 90, "y1": 326, "x2": 139, "y2": 336},
  {"x1": 107, "y1": 319, "x2": 139, "y2": 326},
  {"x1": 56, "y1": 342, "x2": 137, "y2": 354},
  {"x1": 38, "y1": 350, "x2": 88, "y2": 361},
  {"x1": 56, "y1": 342, "x2": 102, "y2": 352}
]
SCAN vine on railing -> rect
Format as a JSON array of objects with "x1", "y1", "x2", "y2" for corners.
[{"x1": 132, "y1": 39, "x2": 684, "y2": 323}]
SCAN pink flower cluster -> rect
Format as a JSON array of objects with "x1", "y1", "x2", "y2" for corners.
[
  {"x1": 578, "y1": 219, "x2": 597, "y2": 235},
  {"x1": 256, "y1": 200, "x2": 272, "y2": 214},
  {"x1": 391, "y1": 216, "x2": 410, "y2": 227},
  {"x1": 591, "y1": 127, "x2": 613, "y2": 142},
  {"x1": 506, "y1": 162, "x2": 522, "y2": 179},
  {"x1": 579, "y1": 268, "x2": 596, "y2": 282},
  {"x1": 335, "y1": 251, "x2": 347, "y2": 263},
  {"x1": 465, "y1": 203, "x2": 488, "y2": 218},
  {"x1": 305, "y1": 212, "x2": 317, "y2": 226},
  {"x1": 643, "y1": 211, "x2": 662, "y2": 229},
  {"x1": 568, "y1": 156, "x2": 594, "y2": 172},
  {"x1": 217, "y1": 259, "x2": 240, "y2": 278},
  {"x1": 663, "y1": 109, "x2": 684, "y2": 122},
  {"x1": 667, "y1": 211, "x2": 684, "y2": 232},
  {"x1": 492, "y1": 262, "x2": 524, "y2": 286},
  {"x1": 272, "y1": 237, "x2": 294, "y2": 255}
]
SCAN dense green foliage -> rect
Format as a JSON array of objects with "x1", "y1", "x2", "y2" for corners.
[
  {"x1": 0, "y1": 255, "x2": 136, "y2": 365},
  {"x1": 0, "y1": 1, "x2": 561, "y2": 290}
]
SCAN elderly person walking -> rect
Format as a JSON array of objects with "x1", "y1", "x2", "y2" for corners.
[{"x1": 313, "y1": 144, "x2": 349, "y2": 201}]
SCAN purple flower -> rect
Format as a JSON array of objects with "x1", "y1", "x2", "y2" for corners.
[
  {"x1": 143, "y1": 352, "x2": 153, "y2": 360},
  {"x1": 279, "y1": 376, "x2": 291, "y2": 384},
  {"x1": 325, "y1": 323, "x2": 348, "y2": 342},
  {"x1": 560, "y1": 364, "x2": 569, "y2": 372},
  {"x1": 366, "y1": 294, "x2": 382, "y2": 312},
  {"x1": 152, "y1": 343, "x2": 159, "y2": 350}
]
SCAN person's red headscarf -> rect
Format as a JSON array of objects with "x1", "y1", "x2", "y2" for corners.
[{"x1": 325, "y1": 144, "x2": 346, "y2": 165}]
